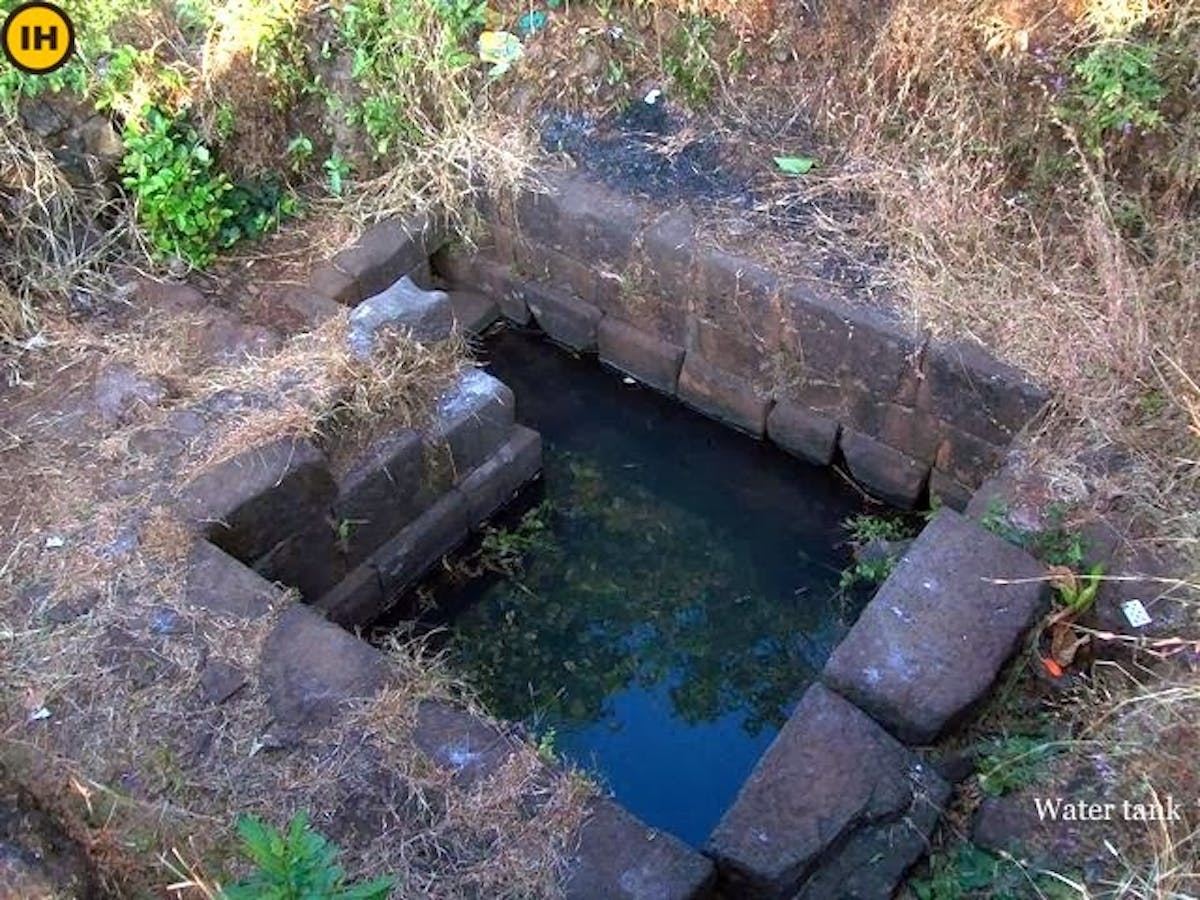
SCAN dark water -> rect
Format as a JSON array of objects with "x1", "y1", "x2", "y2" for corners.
[{"x1": 445, "y1": 329, "x2": 867, "y2": 847}]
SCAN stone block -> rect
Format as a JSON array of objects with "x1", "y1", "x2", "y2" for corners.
[
  {"x1": 447, "y1": 290, "x2": 501, "y2": 334},
  {"x1": 694, "y1": 248, "x2": 782, "y2": 340},
  {"x1": 412, "y1": 699, "x2": 521, "y2": 786},
  {"x1": 279, "y1": 286, "x2": 342, "y2": 327},
  {"x1": 677, "y1": 354, "x2": 769, "y2": 437},
  {"x1": 260, "y1": 605, "x2": 388, "y2": 731},
  {"x1": 917, "y1": 340, "x2": 1049, "y2": 446},
  {"x1": 547, "y1": 172, "x2": 646, "y2": 267},
  {"x1": 457, "y1": 426, "x2": 542, "y2": 525},
  {"x1": 839, "y1": 429, "x2": 929, "y2": 510},
  {"x1": 254, "y1": 519, "x2": 348, "y2": 601},
  {"x1": 567, "y1": 799, "x2": 715, "y2": 900},
  {"x1": 707, "y1": 683, "x2": 948, "y2": 900},
  {"x1": 686, "y1": 315, "x2": 766, "y2": 383},
  {"x1": 823, "y1": 509, "x2": 1048, "y2": 743},
  {"x1": 333, "y1": 428, "x2": 428, "y2": 565},
  {"x1": 332, "y1": 214, "x2": 445, "y2": 299},
  {"x1": 310, "y1": 261, "x2": 361, "y2": 306},
  {"x1": 598, "y1": 317, "x2": 685, "y2": 395},
  {"x1": 766, "y1": 400, "x2": 839, "y2": 466},
  {"x1": 522, "y1": 281, "x2": 603, "y2": 352},
  {"x1": 934, "y1": 428, "x2": 1006, "y2": 488},
  {"x1": 929, "y1": 469, "x2": 974, "y2": 512},
  {"x1": 426, "y1": 369, "x2": 516, "y2": 478},
  {"x1": 430, "y1": 244, "x2": 480, "y2": 287},
  {"x1": 348, "y1": 275, "x2": 453, "y2": 356},
  {"x1": 185, "y1": 541, "x2": 284, "y2": 619},
  {"x1": 313, "y1": 562, "x2": 386, "y2": 628},
  {"x1": 372, "y1": 490, "x2": 471, "y2": 593},
  {"x1": 177, "y1": 438, "x2": 336, "y2": 562}
]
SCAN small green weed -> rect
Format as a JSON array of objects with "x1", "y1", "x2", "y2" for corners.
[
  {"x1": 1060, "y1": 39, "x2": 1166, "y2": 155},
  {"x1": 839, "y1": 555, "x2": 898, "y2": 592},
  {"x1": 909, "y1": 843, "x2": 1077, "y2": 900},
  {"x1": 478, "y1": 500, "x2": 555, "y2": 576},
  {"x1": 1052, "y1": 562, "x2": 1105, "y2": 615},
  {"x1": 977, "y1": 734, "x2": 1061, "y2": 797},
  {"x1": 663, "y1": 16, "x2": 719, "y2": 107},
  {"x1": 842, "y1": 513, "x2": 919, "y2": 545},
  {"x1": 222, "y1": 811, "x2": 392, "y2": 899},
  {"x1": 978, "y1": 500, "x2": 1086, "y2": 567}
]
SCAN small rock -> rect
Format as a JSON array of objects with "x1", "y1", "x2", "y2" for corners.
[
  {"x1": 97, "y1": 627, "x2": 178, "y2": 690},
  {"x1": 19, "y1": 101, "x2": 66, "y2": 138},
  {"x1": 972, "y1": 796, "x2": 1037, "y2": 856},
  {"x1": 147, "y1": 606, "x2": 187, "y2": 636},
  {"x1": 92, "y1": 364, "x2": 167, "y2": 425},
  {"x1": 198, "y1": 659, "x2": 248, "y2": 705},
  {"x1": 165, "y1": 409, "x2": 207, "y2": 437},
  {"x1": 80, "y1": 114, "x2": 123, "y2": 161},
  {"x1": 348, "y1": 275, "x2": 453, "y2": 357},
  {"x1": 44, "y1": 589, "x2": 99, "y2": 625},
  {"x1": 128, "y1": 427, "x2": 185, "y2": 459}
]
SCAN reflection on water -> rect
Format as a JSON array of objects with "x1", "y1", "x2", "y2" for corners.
[{"x1": 446, "y1": 329, "x2": 867, "y2": 846}]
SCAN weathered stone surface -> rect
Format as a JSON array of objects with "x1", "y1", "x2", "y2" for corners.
[
  {"x1": 686, "y1": 315, "x2": 767, "y2": 384},
  {"x1": 567, "y1": 799, "x2": 715, "y2": 900},
  {"x1": 177, "y1": 438, "x2": 335, "y2": 562},
  {"x1": 458, "y1": 425, "x2": 542, "y2": 525},
  {"x1": 929, "y1": 469, "x2": 974, "y2": 512},
  {"x1": 426, "y1": 369, "x2": 516, "y2": 478},
  {"x1": 198, "y1": 659, "x2": 248, "y2": 705},
  {"x1": 280, "y1": 286, "x2": 342, "y2": 326},
  {"x1": 934, "y1": 428, "x2": 1005, "y2": 489},
  {"x1": 412, "y1": 700, "x2": 520, "y2": 786},
  {"x1": 823, "y1": 509, "x2": 1048, "y2": 744},
  {"x1": 253, "y1": 519, "x2": 347, "y2": 601},
  {"x1": 348, "y1": 275, "x2": 453, "y2": 356},
  {"x1": 1091, "y1": 543, "x2": 1193, "y2": 651},
  {"x1": 186, "y1": 540, "x2": 284, "y2": 619},
  {"x1": 92, "y1": 364, "x2": 167, "y2": 425},
  {"x1": 532, "y1": 171, "x2": 645, "y2": 269},
  {"x1": 767, "y1": 400, "x2": 839, "y2": 466},
  {"x1": 333, "y1": 214, "x2": 444, "y2": 298},
  {"x1": 523, "y1": 281, "x2": 603, "y2": 352},
  {"x1": 677, "y1": 354, "x2": 769, "y2": 437},
  {"x1": 598, "y1": 317, "x2": 684, "y2": 395},
  {"x1": 260, "y1": 605, "x2": 388, "y2": 730},
  {"x1": 310, "y1": 261, "x2": 361, "y2": 306},
  {"x1": 128, "y1": 427, "x2": 185, "y2": 459},
  {"x1": 918, "y1": 341, "x2": 1049, "y2": 446},
  {"x1": 333, "y1": 428, "x2": 427, "y2": 567},
  {"x1": 313, "y1": 563, "x2": 385, "y2": 628},
  {"x1": 447, "y1": 289, "x2": 500, "y2": 334},
  {"x1": 430, "y1": 244, "x2": 480, "y2": 286},
  {"x1": 972, "y1": 796, "x2": 1037, "y2": 856},
  {"x1": 839, "y1": 429, "x2": 929, "y2": 510},
  {"x1": 372, "y1": 490, "x2": 471, "y2": 592},
  {"x1": 707, "y1": 683, "x2": 947, "y2": 900},
  {"x1": 80, "y1": 114, "x2": 123, "y2": 161}
]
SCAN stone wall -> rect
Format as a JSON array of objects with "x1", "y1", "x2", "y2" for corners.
[{"x1": 434, "y1": 170, "x2": 1050, "y2": 510}]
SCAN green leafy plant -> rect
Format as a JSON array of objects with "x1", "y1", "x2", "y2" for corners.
[
  {"x1": 1052, "y1": 562, "x2": 1105, "y2": 614},
  {"x1": 323, "y1": 154, "x2": 352, "y2": 195},
  {"x1": 478, "y1": 500, "x2": 555, "y2": 576},
  {"x1": 977, "y1": 734, "x2": 1060, "y2": 797},
  {"x1": 774, "y1": 156, "x2": 817, "y2": 175},
  {"x1": 120, "y1": 107, "x2": 235, "y2": 267},
  {"x1": 223, "y1": 812, "x2": 392, "y2": 899},
  {"x1": 1060, "y1": 39, "x2": 1166, "y2": 154},
  {"x1": 842, "y1": 513, "x2": 918, "y2": 545},
  {"x1": 286, "y1": 134, "x2": 315, "y2": 172},
  {"x1": 838, "y1": 555, "x2": 898, "y2": 592},
  {"x1": 663, "y1": 16, "x2": 718, "y2": 107},
  {"x1": 978, "y1": 500, "x2": 1086, "y2": 567}
]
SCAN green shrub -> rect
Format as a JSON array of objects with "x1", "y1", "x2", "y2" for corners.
[
  {"x1": 120, "y1": 107, "x2": 295, "y2": 266},
  {"x1": 222, "y1": 812, "x2": 392, "y2": 900},
  {"x1": 1061, "y1": 39, "x2": 1166, "y2": 154}
]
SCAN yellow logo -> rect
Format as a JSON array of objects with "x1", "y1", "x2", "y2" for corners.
[{"x1": 2, "y1": 2, "x2": 75, "y2": 75}]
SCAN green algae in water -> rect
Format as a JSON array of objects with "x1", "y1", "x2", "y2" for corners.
[{"x1": 444, "y1": 329, "x2": 867, "y2": 846}]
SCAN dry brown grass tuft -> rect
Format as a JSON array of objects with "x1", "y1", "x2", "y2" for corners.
[{"x1": 0, "y1": 120, "x2": 134, "y2": 345}]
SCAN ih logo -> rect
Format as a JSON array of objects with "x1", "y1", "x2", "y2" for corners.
[{"x1": 2, "y1": 1, "x2": 75, "y2": 75}]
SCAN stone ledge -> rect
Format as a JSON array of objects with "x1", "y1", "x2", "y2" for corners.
[
  {"x1": 706, "y1": 682, "x2": 948, "y2": 899},
  {"x1": 176, "y1": 438, "x2": 336, "y2": 561},
  {"x1": 332, "y1": 213, "x2": 447, "y2": 301},
  {"x1": 767, "y1": 400, "x2": 839, "y2": 466},
  {"x1": 598, "y1": 317, "x2": 685, "y2": 395},
  {"x1": 839, "y1": 429, "x2": 930, "y2": 510},
  {"x1": 520, "y1": 281, "x2": 603, "y2": 352},
  {"x1": 457, "y1": 425, "x2": 542, "y2": 525},
  {"x1": 677, "y1": 354, "x2": 770, "y2": 437},
  {"x1": 823, "y1": 509, "x2": 1048, "y2": 744},
  {"x1": 566, "y1": 799, "x2": 716, "y2": 900},
  {"x1": 186, "y1": 540, "x2": 285, "y2": 619},
  {"x1": 426, "y1": 368, "x2": 516, "y2": 479},
  {"x1": 260, "y1": 604, "x2": 389, "y2": 733}
]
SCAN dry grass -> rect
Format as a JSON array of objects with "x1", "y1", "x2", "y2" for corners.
[{"x1": 0, "y1": 122, "x2": 134, "y2": 345}]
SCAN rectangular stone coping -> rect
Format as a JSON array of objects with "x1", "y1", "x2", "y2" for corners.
[
  {"x1": 706, "y1": 682, "x2": 948, "y2": 899},
  {"x1": 823, "y1": 508, "x2": 1048, "y2": 744}
]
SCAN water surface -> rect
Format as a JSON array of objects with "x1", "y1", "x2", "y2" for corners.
[{"x1": 444, "y1": 329, "x2": 867, "y2": 846}]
